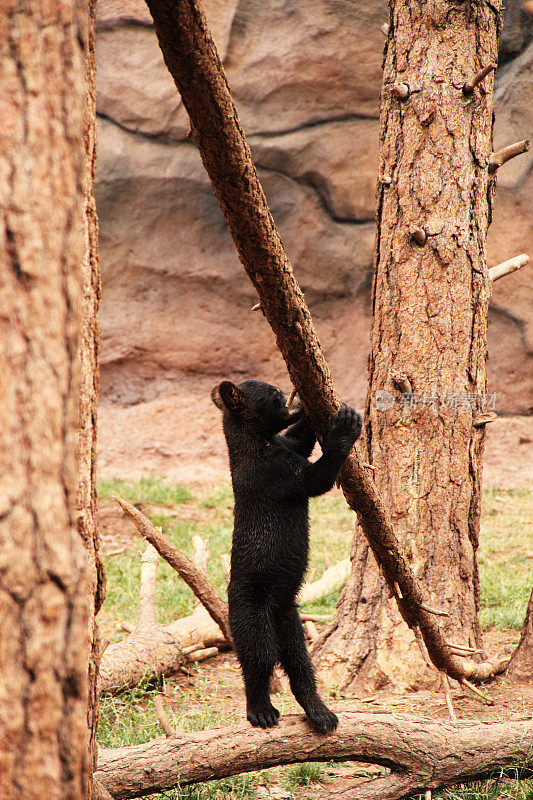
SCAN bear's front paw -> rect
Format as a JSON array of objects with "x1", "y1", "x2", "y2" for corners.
[{"x1": 329, "y1": 405, "x2": 362, "y2": 444}]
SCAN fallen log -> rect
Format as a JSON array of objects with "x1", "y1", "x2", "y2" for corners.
[
  {"x1": 99, "y1": 627, "x2": 184, "y2": 694},
  {"x1": 298, "y1": 560, "x2": 350, "y2": 605},
  {"x1": 95, "y1": 712, "x2": 533, "y2": 800},
  {"x1": 165, "y1": 605, "x2": 226, "y2": 652},
  {"x1": 103, "y1": 498, "x2": 350, "y2": 690}
]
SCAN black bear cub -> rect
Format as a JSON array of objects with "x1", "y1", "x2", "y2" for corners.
[{"x1": 211, "y1": 379, "x2": 361, "y2": 732}]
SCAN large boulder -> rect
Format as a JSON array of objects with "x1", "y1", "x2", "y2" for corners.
[{"x1": 95, "y1": 0, "x2": 532, "y2": 422}]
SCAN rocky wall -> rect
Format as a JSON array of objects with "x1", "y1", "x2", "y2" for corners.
[{"x1": 95, "y1": 0, "x2": 532, "y2": 413}]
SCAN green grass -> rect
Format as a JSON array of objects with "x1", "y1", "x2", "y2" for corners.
[
  {"x1": 284, "y1": 762, "x2": 327, "y2": 789},
  {"x1": 134, "y1": 775, "x2": 256, "y2": 800},
  {"x1": 478, "y1": 489, "x2": 533, "y2": 629},
  {"x1": 409, "y1": 771, "x2": 533, "y2": 799},
  {"x1": 98, "y1": 671, "x2": 235, "y2": 747},
  {"x1": 172, "y1": 775, "x2": 257, "y2": 800},
  {"x1": 98, "y1": 478, "x2": 532, "y2": 630},
  {"x1": 98, "y1": 475, "x2": 192, "y2": 505}
]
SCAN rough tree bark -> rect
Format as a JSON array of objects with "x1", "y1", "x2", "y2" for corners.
[
  {"x1": 314, "y1": 0, "x2": 504, "y2": 692},
  {"x1": 0, "y1": 1, "x2": 90, "y2": 797},
  {"x1": 141, "y1": 0, "x2": 508, "y2": 685},
  {"x1": 94, "y1": 713, "x2": 533, "y2": 800},
  {"x1": 77, "y1": 0, "x2": 106, "y2": 791}
]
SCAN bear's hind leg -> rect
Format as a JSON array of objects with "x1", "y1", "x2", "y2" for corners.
[
  {"x1": 275, "y1": 604, "x2": 338, "y2": 732},
  {"x1": 229, "y1": 595, "x2": 280, "y2": 728}
]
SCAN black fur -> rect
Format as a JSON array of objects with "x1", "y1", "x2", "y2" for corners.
[{"x1": 212, "y1": 379, "x2": 361, "y2": 731}]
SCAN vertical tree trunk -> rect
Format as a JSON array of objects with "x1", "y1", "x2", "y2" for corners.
[
  {"x1": 314, "y1": 0, "x2": 502, "y2": 691},
  {"x1": 78, "y1": 0, "x2": 106, "y2": 794},
  {"x1": 0, "y1": 1, "x2": 90, "y2": 797}
]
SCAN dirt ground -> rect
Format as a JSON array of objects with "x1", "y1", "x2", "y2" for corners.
[
  {"x1": 97, "y1": 384, "x2": 533, "y2": 489},
  {"x1": 172, "y1": 636, "x2": 533, "y2": 725}
]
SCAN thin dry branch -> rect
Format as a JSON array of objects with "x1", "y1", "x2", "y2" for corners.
[
  {"x1": 489, "y1": 253, "x2": 529, "y2": 281},
  {"x1": 460, "y1": 678, "x2": 494, "y2": 706},
  {"x1": 191, "y1": 534, "x2": 209, "y2": 609},
  {"x1": 440, "y1": 674, "x2": 456, "y2": 720},
  {"x1": 95, "y1": 713, "x2": 533, "y2": 800},
  {"x1": 182, "y1": 642, "x2": 204, "y2": 656},
  {"x1": 112, "y1": 495, "x2": 232, "y2": 642},
  {"x1": 188, "y1": 646, "x2": 218, "y2": 662},
  {"x1": 154, "y1": 694, "x2": 176, "y2": 737},
  {"x1": 488, "y1": 140, "x2": 529, "y2": 173},
  {"x1": 141, "y1": 0, "x2": 510, "y2": 685}
]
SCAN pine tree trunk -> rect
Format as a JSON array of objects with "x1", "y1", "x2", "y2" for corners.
[
  {"x1": 0, "y1": 1, "x2": 90, "y2": 797},
  {"x1": 314, "y1": 0, "x2": 502, "y2": 691},
  {"x1": 77, "y1": 0, "x2": 106, "y2": 793}
]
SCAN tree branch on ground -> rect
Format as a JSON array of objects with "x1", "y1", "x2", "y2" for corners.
[
  {"x1": 141, "y1": 0, "x2": 512, "y2": 684},
  {"x1": 112, "y1": 495, "x2": 232, "y2": 642},
  {"x1": 298, "y1": 560, "x2": 350, "y2": 604},
  {"x1": 95, "y1": 713, "x2": 533, "y2": 800},
  {"x1": 101, "y1": 499, "x2": 356, "y2": 691}
]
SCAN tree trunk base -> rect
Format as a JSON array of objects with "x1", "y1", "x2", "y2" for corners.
[{"x1": 313, "y1": 538, "x2": 443, "y2": 693}]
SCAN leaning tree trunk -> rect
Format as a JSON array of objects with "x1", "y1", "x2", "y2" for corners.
[
  {"x1": 506, "y1": 586, "x2": 533, "y2": 682},
  {"x1": 0, "y1": 1, "x2": 90, "y2": 797},
  {"x1": 77, "y1": 0, "x2": 106, "y2": 794},
  {"x1": 314, "y1": 0, "x2": 502, "y2": 691}
]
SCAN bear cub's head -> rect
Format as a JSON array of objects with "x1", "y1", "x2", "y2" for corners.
[{"x1": 211, "y1": 380, "x2": 302, "y2": 438}]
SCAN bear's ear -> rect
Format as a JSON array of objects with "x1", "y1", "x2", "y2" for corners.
[
  {"x1": 211, "y1": 384, "x2": 225, "y2": 410},
  {"x1": 211, "y1": 381, "x2": 246, "y2": 413}
]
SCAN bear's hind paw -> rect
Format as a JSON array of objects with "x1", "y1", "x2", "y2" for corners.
[{"x1": 247, "y1": 703, "x2": 280, "y2": 728}]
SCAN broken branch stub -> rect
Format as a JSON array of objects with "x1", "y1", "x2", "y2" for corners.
[
  {"x1": 462, "y1": 63, "x2": 496, "y2": 96},
  {"x1": 489, "y1": 253, "x2": 529, "y2": 281},
  {"x1": 488, "y1": 140, "x2": 529, "y2": 173}
]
